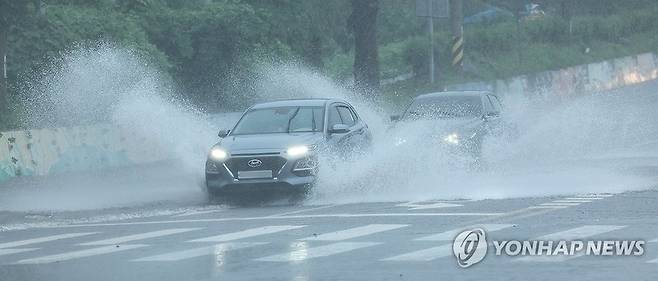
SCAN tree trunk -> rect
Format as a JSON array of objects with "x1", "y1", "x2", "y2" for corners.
[
  {"x1": 349, "y1": 0, "x2": 379, "y2": 94},
  {"x1": 308, "y1": 36, "x2": 323, "y2": 70}
]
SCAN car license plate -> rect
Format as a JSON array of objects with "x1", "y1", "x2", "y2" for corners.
[{"x1": 237, "y1": 170, "x2": 273, "y2": 179}]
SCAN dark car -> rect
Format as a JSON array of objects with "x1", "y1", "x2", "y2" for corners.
[
  {"x1": 205, "y1": 98, "x2": 371, "y2": 202},
  {"x1": 390, "y1": 91, "x2": 505, "y2": 157}
]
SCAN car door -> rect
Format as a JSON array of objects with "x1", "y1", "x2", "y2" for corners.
[
  {"x1": 484, "y1": 94, "x2": 503, "y2": 136},
  {"x1": 338, "y1": 105, "x2": 371, "y2": 150},
  {"x1": 326, "y1": 103, "x2": 362, "y2": 155}
]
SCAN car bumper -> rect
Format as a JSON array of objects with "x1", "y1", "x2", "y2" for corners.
[{"x1": 205, "y1": 157, "x2": 317, "y2": 195}]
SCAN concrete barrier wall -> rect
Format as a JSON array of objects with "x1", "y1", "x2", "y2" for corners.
[
  {"x1": 0, "y1": 124, "x2": 170, "y2": 183},
  {"x1": 487, "y1": 52, "x2": 658, "y2": 100}
]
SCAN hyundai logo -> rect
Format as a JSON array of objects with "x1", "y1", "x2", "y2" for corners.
[{"x1": 247, "y1": 159, "x2": 263, "y2": 168}]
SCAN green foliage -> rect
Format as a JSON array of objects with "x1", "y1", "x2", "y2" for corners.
[{"x1": 2, "y1": 0, "x2": 658, "y2": 127}]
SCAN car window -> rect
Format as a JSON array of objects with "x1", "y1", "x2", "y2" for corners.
[
  {"x1": 337, "y1": 106, "x2": 355, "y2": 126},
  {"x1": 328, "y1": 106, "x2": 342, "y2": 127},
  {"x1": 232, "y1": 106, "x2": 325, "y2": 135},
  {"x1": 487, "y1": 95, "x2": 502, "y2": 113}
]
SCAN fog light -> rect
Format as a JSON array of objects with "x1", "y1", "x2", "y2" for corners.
[
  {"x1": 293, "y1": 156, "x2": 318, "y2": 171},
  {"x1": 206, "y1": 161, "x2": 219, "y2": 173},
  {"x1": 444, "y1": 133, "x2": 460, "y2": 145}
]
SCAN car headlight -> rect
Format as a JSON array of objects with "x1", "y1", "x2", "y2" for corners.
[
  {"x1": 209, "y1": 147, "x2": 228, "y2": 161},
  {"x1": 287, "y1": 145, "x2": 310, "y2": 157},
  {"x1": 443, "y1": 133, "x2": 460, "y2": 144}
]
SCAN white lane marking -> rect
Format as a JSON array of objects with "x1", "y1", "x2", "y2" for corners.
[
  {"x1": 397, "y1": 201, "x2": 462, "y2": 210},
  {"x1": 0, "y1": 248, "x2": 38, "y2": 257},
  {"x1": 267, "y1": 205, "x2": 338, "y2": 217},
  {"x1": 188, "y1": 225, "x2": 305, "y2": 243},
  {"x1": 415, "y1": 224, "x2": 514, "y2": 241},
  {"x1": 382, "y1": 244, "x2": 452, "y2": 261},
  {"x1": 302, "y1": 224, "x2": 407, "y2": 241},
  {"x1": 79, "y1": 228, "x2": 201, "y2": 246},
  {"x1": 576, "y1": 194, "x2": 614, "y2": 197},
  {"x1": 649, "y1": 238, "x2": 658, "y2": 243},
  {"x1": 648, "y1": 258, "x2": 658, "y2": 263},
  {"x1": 536, "y1": 225, "x2": 626, "y2": 240},
  {"x1": 13, "y1": 244, "x2": 148, "y2": 264},
  {"x1": 552, "y1": 200, "x2": 593, "y2": 203},
  {"x1": 57, "y1": 213, "x2": 504, "y2": 228},
  {"x1": 173, "y1": 210, "x2": 224, "y2": 218},
  {"x1": 540, "y1": 203, "x2": 581, "y2": 206},
  {"x1": 527, "y1": 206, "x2": 569, "y2": 209},
  {"x1": 132, "y1": 242, "x2": 267, "y2": 262},
  {"x1": 517, "y1": 225, "x2": 626, "y2": 262},
  {"x1": 0, "y1": 233, "x2": 98, "y2": 249},
  {"x1": 256, "y1": 242, "x2": 380, "y2": 262},
  {"x1": 565, "y1": 197, "x2": 603, "y2": 200},
  {"x1": 385, "y1": 225, "x2": 513, "y2": 261}
]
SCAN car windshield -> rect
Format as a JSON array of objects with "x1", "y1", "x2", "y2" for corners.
[
  {"x1": 404, "y1": 95, "x2": 483, "y2": 119},
  {"x1": 231, "y1": 106, "x2": 324, "y2": 135}
]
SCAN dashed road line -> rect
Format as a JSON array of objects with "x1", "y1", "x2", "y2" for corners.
[
  {"x1": 266, "y1": 205, "x2": 338, "y2": 217},
  {"x1": 415, "y1": 224, "x2": 514, "y2": 241},
  {"x1": 540, "y1": 203, "x2": 581, "y2": 206},
  {"x1": 516, "y1": 225, "x2": 626, "y2": 262},
  {"x1": 79, "y1": 228, "x2": 201, "y2": 246},
  {"x1": 551, "y1": 200, "x2": 594, "y2": 203},
  {"x1": 256, "y1": 242, "x2": 380, "y2": 262},
  {"x1": 536, "y1": 225, "x2": 625, "y2": 240},
  {"x1": 173, "y1": 210, "x2": 224, "y2": 218},
  {"x1": 13, "y1": 244, "x2": 148, "y2": 264},
  {"x1": 397, "y1": 201, "x2": 463, "y2": 210},
  {"x1": 0, "y1": 248, "x2": 38, "y2": 257},
  {"x1": 302, "y1": 224, "x2": 407, "y2": 241},
  {"x1": 132, "y1": 242, "x2": 267, "y2": 262},
  {"x1": 0, "y1": 232, "x2": 98, "y2": 249},
  {"x1": 383, "y1": 224, "x2": 514, "y2": 261},
  {"x1": 527, "y1": 206, "x2": 569, "y2": 209},
  {"x1": 188, "y1": 225, "x2": 305, "y2": 243},
  {"x1": 381, "y1": 244, "x2": 452, "y2": 262}
]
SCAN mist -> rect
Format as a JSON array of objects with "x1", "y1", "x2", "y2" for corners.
[{"x1": 2, "y1": 45, "x2": 657, "y2": 212}]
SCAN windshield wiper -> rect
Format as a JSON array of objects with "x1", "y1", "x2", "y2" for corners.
[{"x1": 286, "y1": 107, "x2": 301, "y2": 133}]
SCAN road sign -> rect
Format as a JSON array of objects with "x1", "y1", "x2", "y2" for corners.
[{"x1": 416, "y1": 0, "x2": 449, "y2": 18}]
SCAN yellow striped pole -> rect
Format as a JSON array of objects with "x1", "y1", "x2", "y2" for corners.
[{"x1": 451, "y1": 35, "x2": 464, "y2": 67}]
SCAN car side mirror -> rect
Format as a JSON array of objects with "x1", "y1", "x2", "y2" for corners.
[
  {"x1": 329, "y1": 124, "x2": 350, "y2": 134},
  {"x1": 218, "y1": 129, "x2": 230, "y2": 138},
  {"x1": 390, "y1": 115, "x2": 401, "y2": 122}
]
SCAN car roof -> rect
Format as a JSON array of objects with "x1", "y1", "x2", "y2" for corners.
[
  {"x1": 414, "y1": 90, "x2": 493, "y2": 100},
  {"x1": 250, "y1": 98, "x2": 347, "y2": 109}
]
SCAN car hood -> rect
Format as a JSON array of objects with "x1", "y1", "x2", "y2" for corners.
[
  {"x1": 399, "y1": 116, "x2": 484, "y2": 132},
  {"x1": 215, "y1": 132, "x2": 324, "y2": 153}
]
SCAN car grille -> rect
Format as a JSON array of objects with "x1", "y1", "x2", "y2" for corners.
[{"x1": 225, "y1": 156, "x2": 287, "y2": 178}]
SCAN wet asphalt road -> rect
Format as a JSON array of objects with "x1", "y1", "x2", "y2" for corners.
[
  {"x1": 1, "y1": 188, "x2": 658, "y2": 281},
  {"x1": 2, "y1": 80, "x2": 658, "y2": 280}
]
